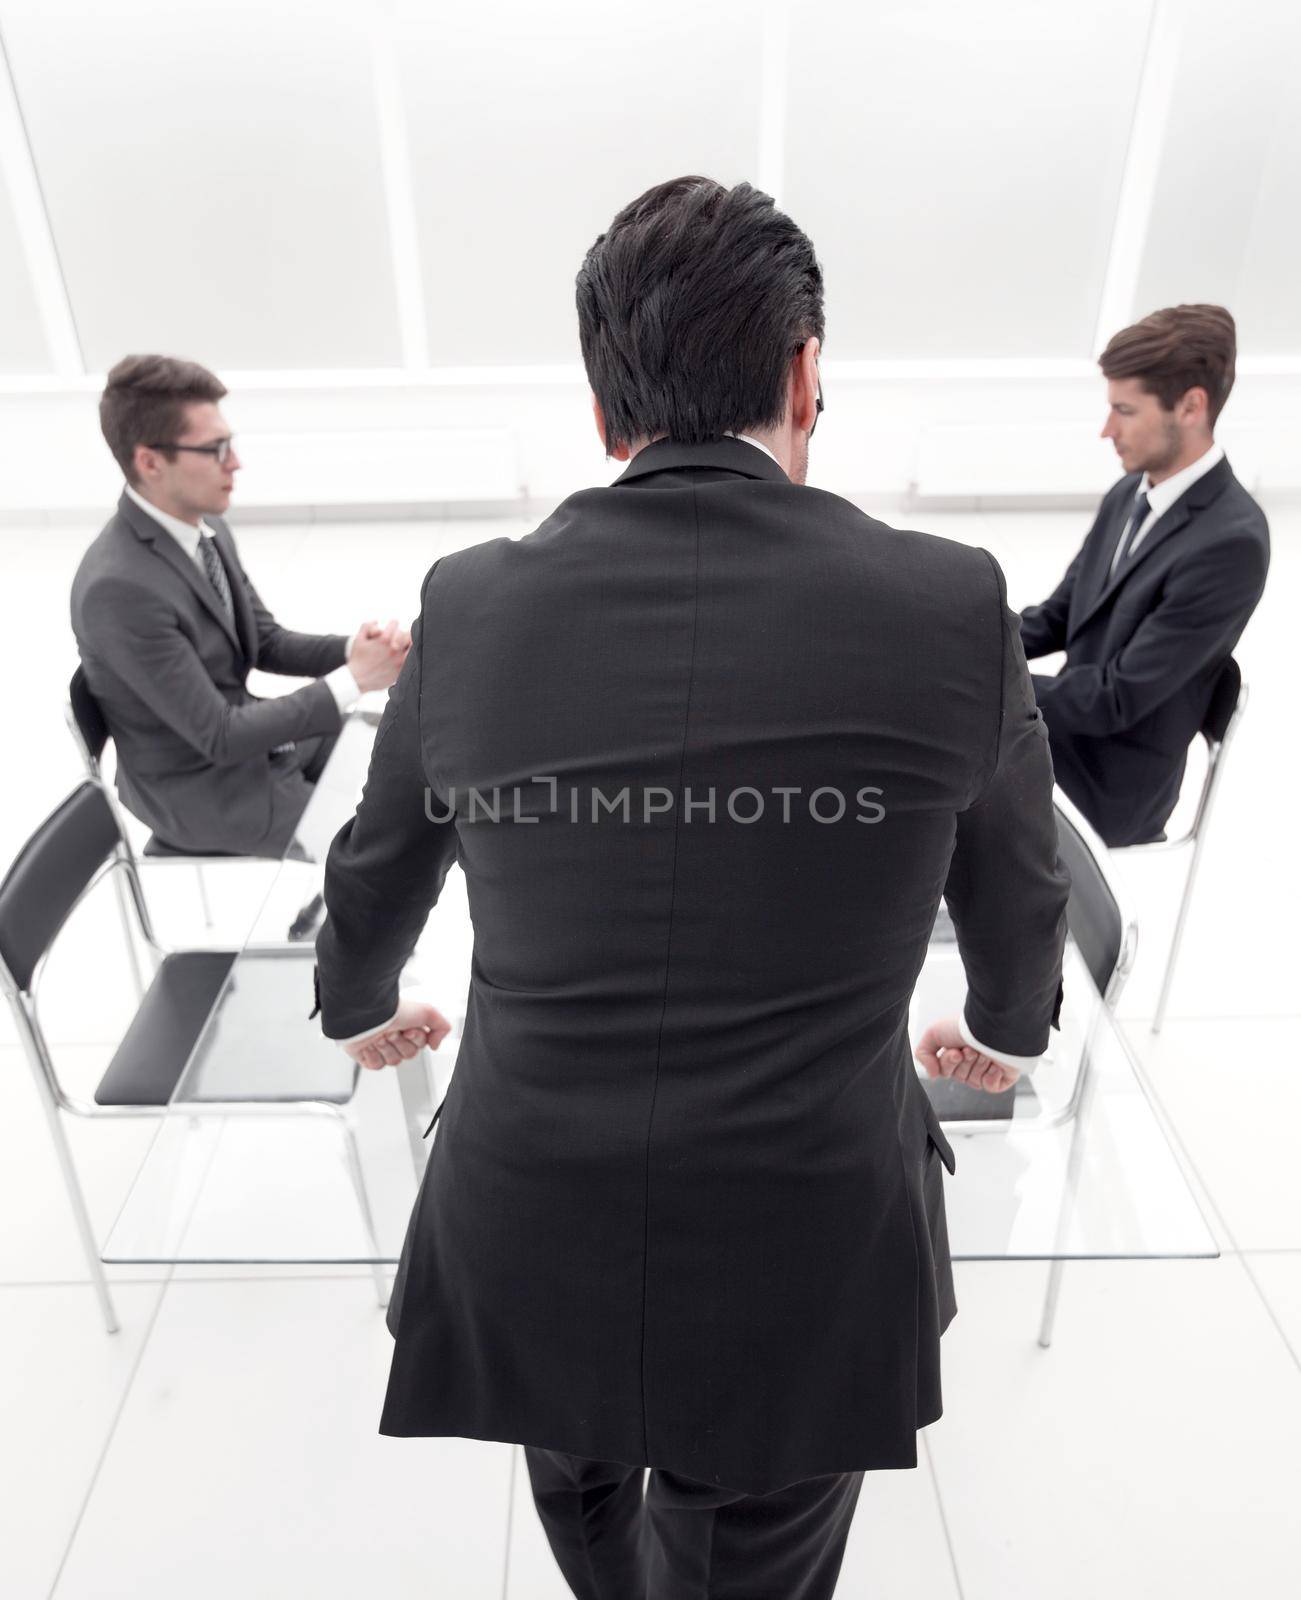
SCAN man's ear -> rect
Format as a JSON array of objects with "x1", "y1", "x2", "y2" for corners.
[
  {"x1": 1179, "y1": 385, "x2": 1210, "y2": 428},
  {"x1": 132, "y1": 443, "x2": 158, "y2": 483},
  {"x1": 592, "y1": 395, "x2": 630, "y2": 462},
  {"x1": 791, "y1": 337, "x2": 821, "y2": 435}
]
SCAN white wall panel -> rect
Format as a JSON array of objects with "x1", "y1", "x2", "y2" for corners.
[
  {"x1": 1136, "y1": 0, "x2": 1301, "y2": 354},
  {"x1": 6, "y1": 365, "x2": 1300, "y2": 518},
  {"x1": 784, "y1": 0, "x2": 1148, "y2": 359},
  {"x1": 0, "y1": 164, "x2": 50, "y2": 370},
  {"x1": 0, "y1": 0, "x2": 402, "y2": 370},
  {"x1": 394, "y1": 0, "x2": 762, "y2": 367},
  {"x1": 1239, "y1": 94, "x2": 1301, "y2": 354}
]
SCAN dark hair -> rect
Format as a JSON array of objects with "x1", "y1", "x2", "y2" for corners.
[
  {"x1": 99, "y1": 354, "x2": 227, "y2": 484},
  {"x1": 1099, "y1": 304, "x2": 1236, "y2": 427},
  {"x1": 576, "y1": 177, "x2": 825, "y2": 452}
]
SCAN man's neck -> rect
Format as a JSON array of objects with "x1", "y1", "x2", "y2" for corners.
[
  {"x1": 1146, "y1": 436, "x2": 1215, "y2": 489},
  {"x1": 127, "y1": 482, "x2": 203, "y2": 530},
  {"x1": 732, "y1": 426, "x2": 790, "y2": 474}
]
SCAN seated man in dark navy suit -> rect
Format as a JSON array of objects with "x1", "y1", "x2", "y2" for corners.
[{"x1": 1020, "y1": 304, "x2": 1268, "y2": 846}]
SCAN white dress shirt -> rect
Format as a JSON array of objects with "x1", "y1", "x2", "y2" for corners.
[
  {"x1": 724, "y1": 431, "x2": 784, "y2": 467},
  {"x1": 1114, "y1": 441, "x2": 1225, "y2": 568},
  {"x1": 124, "y1": 484, "x2": 358, "y2": 710}
]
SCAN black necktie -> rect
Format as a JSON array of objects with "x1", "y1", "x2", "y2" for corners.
[
  {"x1": 1109, "y1": 490, "x2": 1151, "y2": 578},
  {"x1": 198, "y1": 531, "x2": 235, "y2": 618}
]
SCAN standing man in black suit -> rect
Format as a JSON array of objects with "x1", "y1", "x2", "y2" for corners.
[
  {"x1": 70, "y1": 355, "x2": 410, "y2": 857},
  {"x1": 315, "y1": 177, "x2": 1069, "y2": 1599},
  {"x1": 1020, "y1": 305, "x2": 1269, "y2": 847}
]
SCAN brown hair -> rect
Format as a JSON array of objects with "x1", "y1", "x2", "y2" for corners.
[
  {"x1": 1098, "y1": 304, "x2": 1236, "y2": 427},
  {"x1": 99, "y1": 354, "x2": 227, "y2": 484}
]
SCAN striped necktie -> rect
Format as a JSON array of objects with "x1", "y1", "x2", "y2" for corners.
[
  {"x1": 198, "y1": 531, "x2": 235, "y2": 618},
  {"x1": 199, "y1": 528, "x2": 293, "y2": 753}
]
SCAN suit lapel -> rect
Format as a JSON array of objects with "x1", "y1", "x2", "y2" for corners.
[
  {"x1": 119, "y1": 492, "x2": 243, "y2": 651},
  {"x1": 210, "y1": 519, "x2": 256, "y2": 662},
  {"x1": 1071, "y1": 457, "x2": 1234, "y2": 637},
  {"x1": 1087, "y1": 498, "x2": 1194, "y2": 616}
]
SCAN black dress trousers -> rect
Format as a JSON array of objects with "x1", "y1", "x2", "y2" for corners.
[{"x1": 524, "y1": 1447, "x2": 864, "y2": 1600}]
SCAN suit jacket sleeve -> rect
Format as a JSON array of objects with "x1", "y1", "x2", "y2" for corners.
[
  {"x1": 1032, "y1": 534, "x2": 1268, "y2": 738},
  {"x1": 314, "y1": 565, "x2": 459, "y2": 1039},
  {"x1": 945, "y1": 551, "x2": 1070, "y2": 1056},
  {"x1": 1018, "y1": 524, "x2": 1093, "y2": 660},
  {"x1": 221, "y1": 525, "x2": 349, "y2": 678},
  {"x1": 81, "y1": 574, "x2": 342, "y2": 765}
]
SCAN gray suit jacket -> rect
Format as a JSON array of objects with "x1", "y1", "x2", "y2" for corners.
[{"x1": 70, "y1": 492, "x2": 348, "y2": 856}]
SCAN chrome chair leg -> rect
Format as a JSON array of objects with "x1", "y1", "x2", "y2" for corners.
[
  {"x1": 195, "y1": 864, "x2": 215, "y2": 929},
  {"x1": 1038, "y1": 1258, "x2": 1064, "y2": 1349},
  {"x1": 340, "y1": 1119, "x2": 389, "y2": 1310},
  {"x1": 27, "y1": 1064, "x2": 119, "y2": 1334},
  {"x1": 1152, "y1": 829, "x2": 1211, "y2": 1036},
  {"x1": 1037, "y1": 983, "x2": 1109, "y2": 1352},
  {"x1": 111, "y1": 870, "x2": 147, "y2": 1002}
]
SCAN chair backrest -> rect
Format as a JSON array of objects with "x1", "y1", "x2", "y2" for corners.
[
  {"x1": 1201, "y1": 656, "x2": 1242, "y2": 746},
  {"x1": 1055, "y1": 803, "x2": 1124, "y2": 999},
  {"x1": 0, "y1": 783, "x2": 121, "y2": 994},
  {"x1": 68, "y1": 666, "x2": 110, "y2": 768}
]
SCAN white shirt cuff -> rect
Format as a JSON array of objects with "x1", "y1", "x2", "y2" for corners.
[
  {"x1": 959, "y1": 1013, "x2": 1044, "y2": 1071},
  {"x1": 335, "y1": 1007, "x2": 401, "y2": 1047},
  {"x1": 324, "y1": 662, "x2": 360, "y2": 712}
]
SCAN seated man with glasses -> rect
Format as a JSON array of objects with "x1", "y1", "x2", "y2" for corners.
[{"x1": 70, "y1": 353, "x2": 409, "y2": 858}]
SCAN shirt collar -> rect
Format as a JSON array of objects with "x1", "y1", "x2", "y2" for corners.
[
  {"x1": 124, "y1": 483, "x2": 210, "y2": 559},
  {"x1": 724, "y1": 431, "x2": 782, "y2": 468},
  {"x1": 615, "y1": 436, "x2": 790, "y2": 486},
  {"x1": 1138, "y1": 440, "x2": 1225, "y2": 518},
  {"x1": 625, "y1": 432, "x2": 784, "y2": 471}
]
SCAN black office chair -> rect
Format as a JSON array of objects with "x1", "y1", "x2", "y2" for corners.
[
  {"x1": 1116, "y1": 656, "x2": 1247, "y2": 1033},
  {"x1": 66, "y1": 666, "x2": 228, "y2": 929},
  {"x1": 0, "y1": 781, "x2": 385, "y2": 1333},
  {"x1": 1055, "y1": 800, "x2": 1133, "y2": 1008},
  {"x1": 922, "y1": 796, "x2": 1136, "y2": 1126},
  {"x1": 67, "y1": 665, "x2": 111, "y2": 775},
  {"x1": 1040, "y1": 793, "x2": 1139, "y2": 1349},
  {"x1": 66, "y1": 667, "x2": 324, "y2": 941}
]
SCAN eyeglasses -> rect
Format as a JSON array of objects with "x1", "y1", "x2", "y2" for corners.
[{"x1": 148, "y1": 436, "x2": 236, "y2": 466}]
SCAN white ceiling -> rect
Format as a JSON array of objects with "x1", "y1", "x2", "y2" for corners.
[
  {"x1": 0, "y1": 0, "x2": 1297, "y2": 378},
  {"x1": 784, "y1": 0, "x2": 1146, "y2": 359}
]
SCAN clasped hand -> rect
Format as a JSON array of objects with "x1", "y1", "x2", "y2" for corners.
[
  {"x1": 348, "y1": 618, "x2": 412, "y2": 693},
  {"x1": 344, "y1": 997, "x2": 453, "y2": 1072},
  {"x1": 914, "y1": 1017, "x2": 1020, "y2": 1095}
]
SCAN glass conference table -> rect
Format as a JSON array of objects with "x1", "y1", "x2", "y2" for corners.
[{"x1": 103, "y1": 721, "x2": 1217, "y2": 1272}]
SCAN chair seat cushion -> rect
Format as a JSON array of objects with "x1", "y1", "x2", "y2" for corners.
[
  {"x1": 921, "y1": 1071, "x2": 1018, "y2": 1122},
  {"x1": 95, "y1": 950, "x2": 238, "y2": 1106},
  {"x1": 143, "y1": 836, "x2": 240, "y2": 859}
]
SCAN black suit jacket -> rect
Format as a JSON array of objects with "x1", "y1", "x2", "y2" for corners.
[
  {"x1": 70, "y1": 492, "x2": 348, "y2": 855},
  {"x1": 315, "y1": 438, "x2": 1068, "y2": 1492},
  {"x1": 1021, "y1": 457, "x2": 1269, "y2": 847}
]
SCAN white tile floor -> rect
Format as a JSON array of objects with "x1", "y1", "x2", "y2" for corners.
[{"x1": 0, "y1": 498, "x2": 1296, "y2": 1597}]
